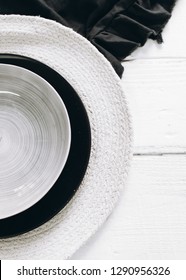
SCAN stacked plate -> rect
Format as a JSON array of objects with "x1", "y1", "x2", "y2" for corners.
[{"x1": 0, "y1": 54, "x2": 91, "y2": 238}]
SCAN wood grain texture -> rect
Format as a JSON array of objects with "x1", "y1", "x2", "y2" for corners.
[
  {"x1": 72, "y1": 155, "x2": 186, "y2": 259},
  {"x1": 122, "y1": 58, "x2": 186, "y2": 153}
]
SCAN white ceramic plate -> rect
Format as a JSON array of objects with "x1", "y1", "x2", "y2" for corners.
[{"x1": 0, "y1": 64, "x2": 71, "y2": 219}]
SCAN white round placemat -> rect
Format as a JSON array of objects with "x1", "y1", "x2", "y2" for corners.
[{"x1": 0, "y1": 15, "x2": 133, "y2": 259}]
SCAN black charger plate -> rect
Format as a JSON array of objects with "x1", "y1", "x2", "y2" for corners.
[{"x1": 0, "y1": 54, "x2": 91, "y2": 238}]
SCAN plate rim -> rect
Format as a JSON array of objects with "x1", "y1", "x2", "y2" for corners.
[{"x1": 0, "y1": 54, "x2": 91, "y2": 238}]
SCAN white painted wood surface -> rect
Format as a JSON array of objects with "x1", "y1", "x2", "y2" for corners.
[{"x1": 72, "y1": 0, "x2": 186, "y2": 259}]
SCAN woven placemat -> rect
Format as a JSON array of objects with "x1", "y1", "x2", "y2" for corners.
[{"x1": 0, "y1": 15, "x2": 133, "y2": 259}]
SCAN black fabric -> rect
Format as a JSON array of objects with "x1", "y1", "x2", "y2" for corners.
[{"x1": 0, "y1": 0, "x2": 177, "y2": 77}]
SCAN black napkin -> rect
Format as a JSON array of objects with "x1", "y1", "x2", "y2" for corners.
[{"x1": 0, "y1": 0, "x2": 177, "y2": 77}]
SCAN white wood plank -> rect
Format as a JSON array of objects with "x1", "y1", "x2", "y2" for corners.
[
  {"x1": 72, "y1": 155, "x2": 186, "y2": 260},
  {"x1": 121, "y1": 58, "x2": 186, "y2": 153}
]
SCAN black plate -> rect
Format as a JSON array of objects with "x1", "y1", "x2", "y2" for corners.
[{"x1": 0, "y1": 54, "x2": 91, "y2": 238}]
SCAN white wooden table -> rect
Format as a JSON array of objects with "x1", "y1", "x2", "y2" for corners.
[{"x1": 72, "y1": 0, "x2": 186, "y2": 259}]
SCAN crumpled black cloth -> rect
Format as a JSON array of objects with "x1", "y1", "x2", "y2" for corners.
[{"x1": 0, "y1": 0, "x2": 177, "y2": 77}]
